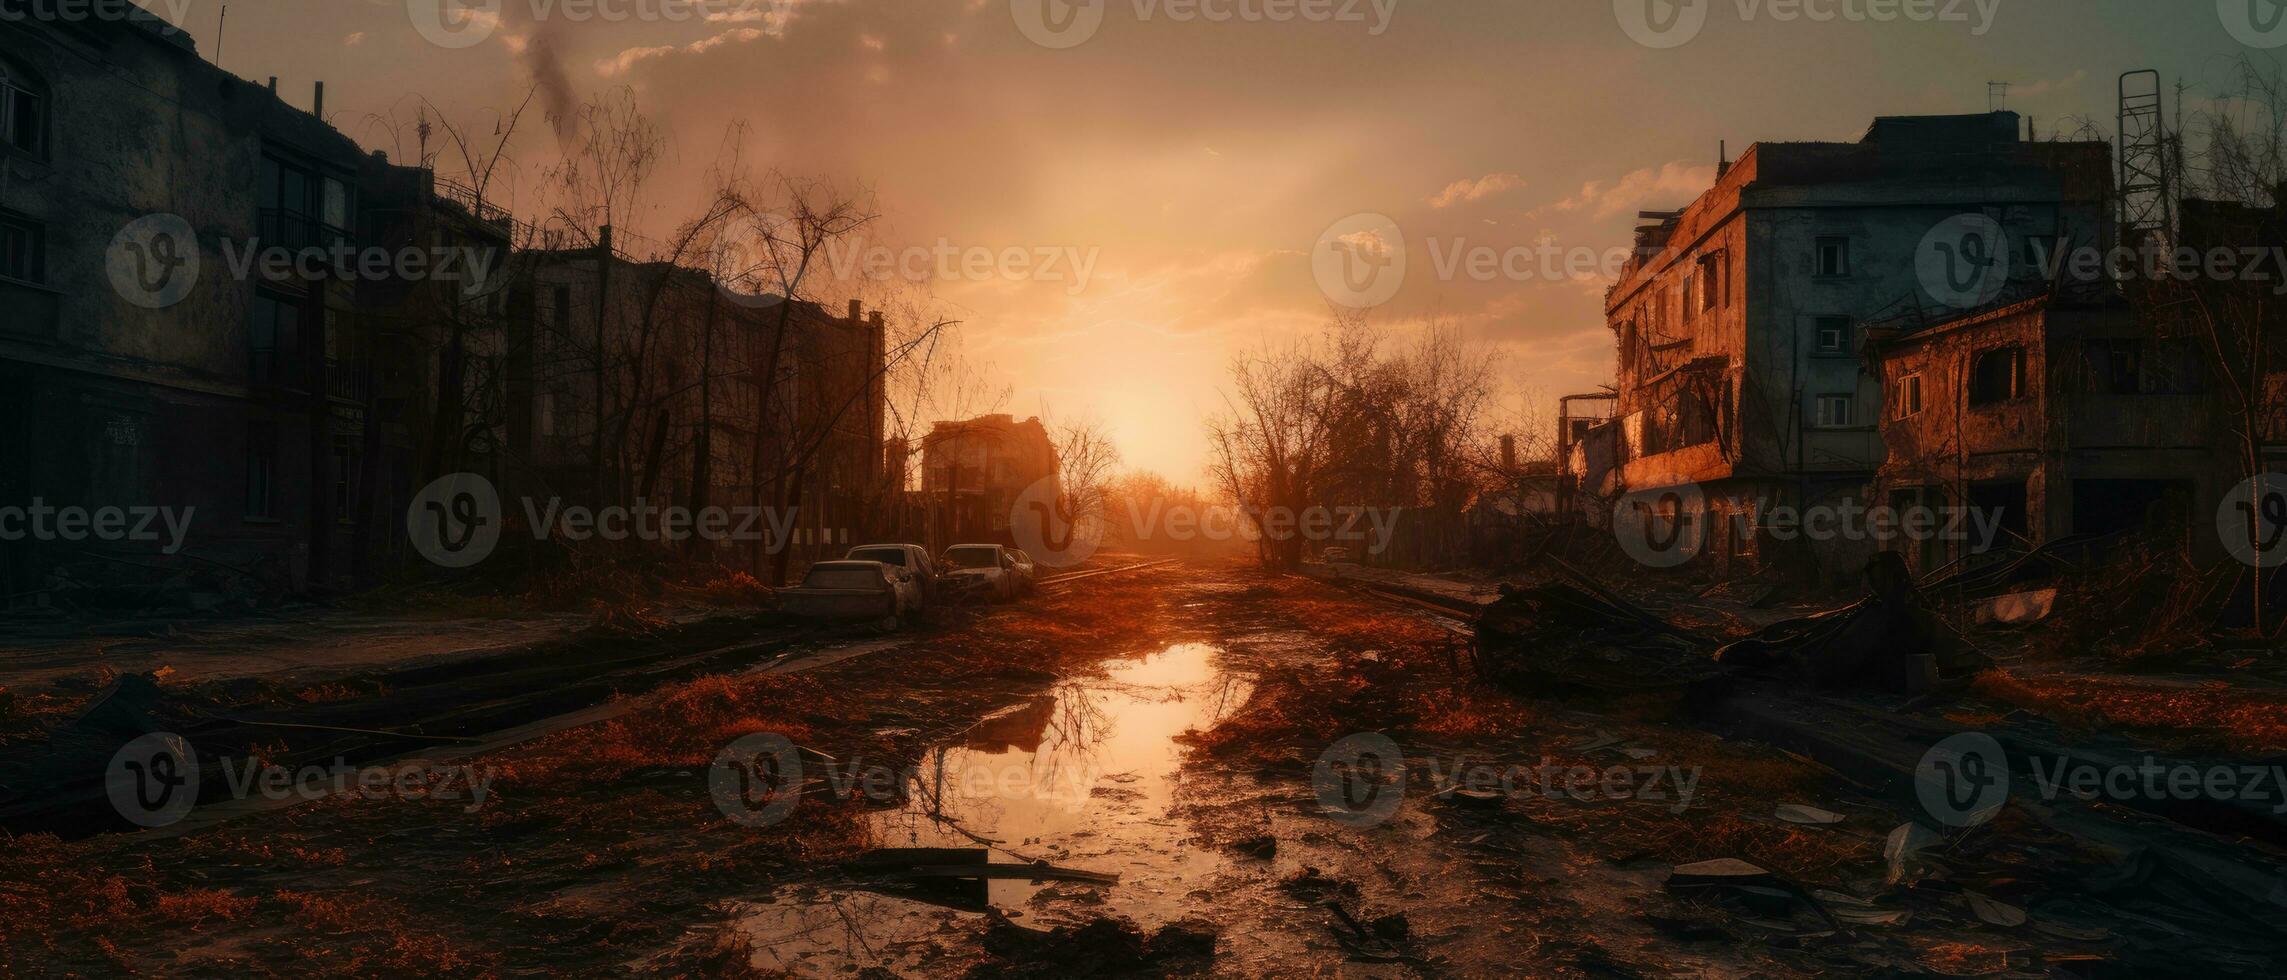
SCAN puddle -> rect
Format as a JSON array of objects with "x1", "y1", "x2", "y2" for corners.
[{"x1": 727, "y1": 642, "x2": 1251, "y2": 975}]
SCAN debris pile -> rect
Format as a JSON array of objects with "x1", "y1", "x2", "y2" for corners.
[
  {"x1": 975, "y1": 914, "x2": 1217, "y2": 977},
  {"x1": 1470, "y1": 579, "x2": 1721, "y2": 695},
  {"x1": 1715, "y1": 552, "x2": 1989, "y2": 692}
]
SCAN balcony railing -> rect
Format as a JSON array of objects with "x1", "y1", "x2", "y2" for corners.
[
  {"x1": 257, "y1": 209, "x2": 351, "y2": 254},
  {"x1": 433, "y1": 177, "x2": 515, "y2": 229}
]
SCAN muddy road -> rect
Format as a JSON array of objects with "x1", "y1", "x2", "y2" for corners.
[{"x1": 4, "y1": 560, "x2": 2277, "y2": 976}]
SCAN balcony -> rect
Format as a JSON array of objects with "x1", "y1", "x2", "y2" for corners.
[
  {"x1": 327, "y1": 357, "x2": 370, "y2": 404},
  {"x1": 257, "y1": 209, "x2": 350, "y2": 256}
]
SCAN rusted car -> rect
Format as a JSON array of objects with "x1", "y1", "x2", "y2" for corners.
[{"x1": 776, "y1": 560, "x2": 923, "y2": 629}]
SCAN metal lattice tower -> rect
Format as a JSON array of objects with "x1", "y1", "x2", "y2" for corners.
[{"x1": 2119, "y1": 70, "x2": 2175, "y2": 246}]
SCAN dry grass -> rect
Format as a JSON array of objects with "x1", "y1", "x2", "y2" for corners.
[
  {"x1": 1972, "y1": 668, "x2": 2287, "y2": 755},
  {"x1": 500, "y1": 672, "x2": 846, "y2": 787}
]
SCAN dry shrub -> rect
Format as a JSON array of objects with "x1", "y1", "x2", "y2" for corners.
[
  {"x1": 265, "y1": 890, "x2": 502, "y2": 976},
  {"x1": 2018, "y1": 538, "x2": 2224, "y2": 662},
  {"x1": 156, "y1": 888, "x2": 258, "y2": 924},
  {"x1": 587, "y1": 595, "x2": 671, "y2": 635},
  {"x1": 683, "y1": 570, "x2": 773, "y2": 606},
  {"x1": 500, "y1": 673, "x2": 846, "y2": 786}
]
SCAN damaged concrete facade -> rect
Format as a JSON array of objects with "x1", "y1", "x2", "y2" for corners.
[
  {"x1": 1866, "y1": 296, "x2": 2222, "y2": 573},
  {"x1": 0, "y1": 10, "x2": 510, "y2": 602},
  {"x1": 1581, "y1": 111, "x2": 2112, "y2": 581}
]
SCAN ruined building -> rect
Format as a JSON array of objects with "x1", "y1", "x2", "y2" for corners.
[
  {"x1": 919, "y1": 415, "x2": 1059, "y2": 548},
  {"x1": 0, "y1": 10, "x2": 510, "y2": 602},
  {"x1": 501, "y1": 244, "x2": 891, "y2": 568},
  {"x1": 1576, "y1": 111, "x2": 2114, "y2": 580}
]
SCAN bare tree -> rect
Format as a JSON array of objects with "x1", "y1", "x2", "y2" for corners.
[{"x1": 1209, "y1": 311, "x2": 1498, "y2": 570}]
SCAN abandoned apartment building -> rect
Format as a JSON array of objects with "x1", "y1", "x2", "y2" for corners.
[
  {"x1": 1567, "y1": 110, "x2": 2150, "y2": 583},
  {"x1": 499, "y1": 241, "x2": 893, "y2": 571},
  {"x1": 0, "y1": 10, "x2": 518, "y2": 603},
  {"x1": 0, "y1": 9, "x2": 898, "y2": 605},
  {"x1": 918, "y1": 414, "x2": 1060, "y2": 547}
]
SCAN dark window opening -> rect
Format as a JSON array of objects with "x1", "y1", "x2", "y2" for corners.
[
  {"x1": 250, "y1": 292, "x2": 302, "y2": 388},
  {"x1": 0, "y1": 213, "x2": 41, "y2": 283},
  {"x1": 1967, "y1": 480, "x2": 2030, "y2": 554},
  {"x1": 2072, "y1": 479, "x2": 2190, "y2": 537},
  {"x1": 0, "y1": 60, "x2": 43, "y2": 156},
  {"x1": 551, "y1": 284, "x2": 572, "y2": 336},
  {"x1": 1969, "y1": 346, "x2": 2025, "y2": 405},
  {"x1": 1814, "y1": 237, "x2": 1850, "y2": 277}
]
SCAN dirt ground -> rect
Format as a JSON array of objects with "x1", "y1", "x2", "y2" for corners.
[{"x1": 3, "y1": 560, "x2": 2281, "y2": 976}]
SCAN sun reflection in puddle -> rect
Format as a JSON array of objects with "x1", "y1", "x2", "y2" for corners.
[{"x1": 725, "y1": 642, "x2": 1252, "y2": 975}]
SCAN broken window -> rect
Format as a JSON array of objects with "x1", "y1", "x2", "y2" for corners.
[
  {"x1": 1697, "y1": 251, "x2": 1729, "y2": 309},
  {"x1": 0, "y1": 58, "x2": 42, "y2": 156},
  {"x1": 0, "y1": 212, "x2": 39, "y2": 283},
  {"x1": 1814, "y1": 237, "x2": 1850, "y2": 277},
  {"x1": 1892, "y1": 374, "x2": 1924, "y2": 419},
  {"x1": 1812, "y1": 316, "x2": 1852, "y2": 354},
  {"x1": 1969, "y1": 346, "x2": 2025, "y2": 405},
  {"x1": 1815, "y1": 393, "x2": 1854, "y2": 428},
  {"x1": 2082, "y1": 339, "x2": 2142, "y2": 395},
  {"x1": 2079, "y1": 338, "x2": 2203, "y2": 395}
]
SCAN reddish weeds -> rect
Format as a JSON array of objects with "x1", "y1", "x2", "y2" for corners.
[{"x1": 1973, "y1": 669, "x2": 2287, "y2": 754}]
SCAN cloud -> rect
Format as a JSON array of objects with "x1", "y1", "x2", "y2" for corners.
[
  {"x1": 344, "y1": 31, "x2": 365, "y2": 47},
  {"x1": 1552, "y1": 162, "x2": 1717, "y2": 219},
  {"x1": 1428, "y1": 172, "x2": 1525, "y2": 209},
  {"x1": 596, "y1": 27, "x2": 771, "y2": 77}
]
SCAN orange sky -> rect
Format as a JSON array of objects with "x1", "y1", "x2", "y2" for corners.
[{"x1": 158, "y1": 0, "x2": 2267, "y2": 483}]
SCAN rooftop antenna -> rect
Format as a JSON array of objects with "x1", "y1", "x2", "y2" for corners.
[
  {"x1": 2119, "y1": 69, "x2": 2176, "y2": 246},
  {"x1": 1988, "y1": 81, "x2": 2009, "y2": 113},
  {"x1": 214, "y1": 5, "x2": 227, "y2": 67}
]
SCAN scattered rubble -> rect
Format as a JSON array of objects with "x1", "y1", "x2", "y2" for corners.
[
  {"x1": 1716, "y1": 552, "x2": 1990, "y2": 692},
  {"x1": 1471, "y1": 579, "x2": 1722, "y2": 694},
  {"x1": 975, "y1": 914, "x2": 1218, "y2": 977}
]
